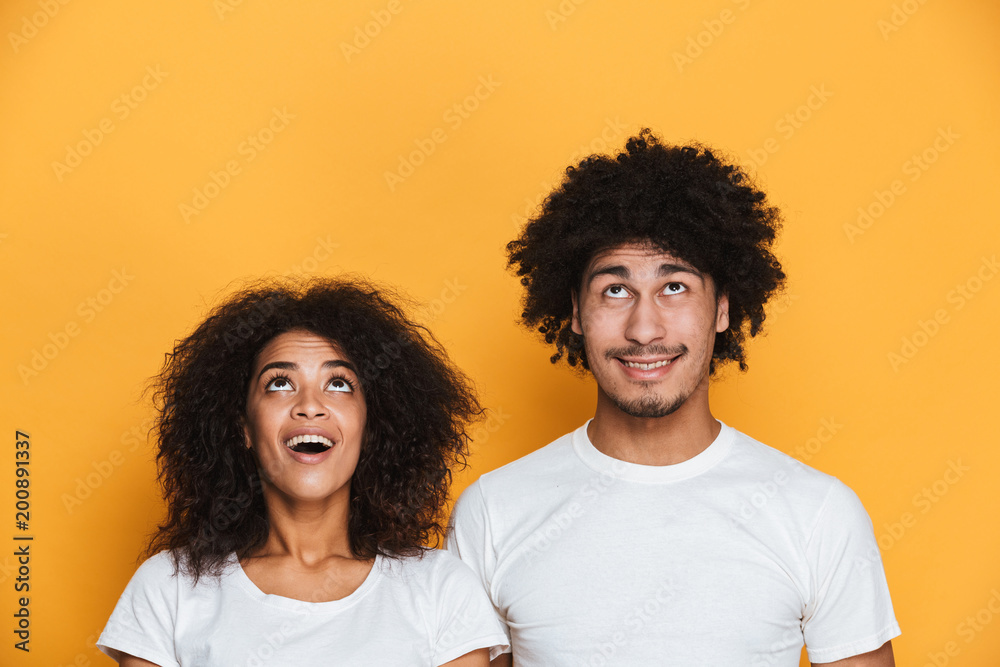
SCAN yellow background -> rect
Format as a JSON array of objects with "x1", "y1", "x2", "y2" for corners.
[{"x1": 2, "y1": 0, "x2": 998, "y2": 665}]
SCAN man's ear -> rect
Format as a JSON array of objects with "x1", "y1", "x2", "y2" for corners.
[
  {"x1": 571, "y1": 290, "x2": 583, "y2": 335},
  {"x1": 715, "y1": 292, "x2": 730, "y2": 333}
]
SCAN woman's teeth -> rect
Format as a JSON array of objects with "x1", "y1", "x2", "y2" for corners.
[{"x1": 284, "y1": 435, "x2": 334, "y2": 453}]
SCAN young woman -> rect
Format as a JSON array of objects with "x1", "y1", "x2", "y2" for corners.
[{"x1": 98, "y1": 278, "x2": 507, "y2": 666}]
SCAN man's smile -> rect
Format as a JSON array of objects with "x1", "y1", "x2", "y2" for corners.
[{"x1": 607, "y1": 345, "x2": 687, "y2": 378}]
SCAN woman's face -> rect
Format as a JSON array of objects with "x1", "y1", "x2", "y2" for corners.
[{"x1": 244, "y1": 330, "x2": 366, "y2": 506}]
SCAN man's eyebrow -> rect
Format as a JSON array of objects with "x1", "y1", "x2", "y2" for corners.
[
  {"x1": 585, "y1": 262, "x2": 703, "y2": 287},
  {"x1": 585, "y1": 265, "x2": 630, "y2": 287},
  {"x1": 657, "y1": 263, "x2": 703, "y2": 280},
  {"x1": 256, "y1": 359, "x2": 357, "y2": 380}
]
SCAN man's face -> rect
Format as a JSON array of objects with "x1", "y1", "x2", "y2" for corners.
[{"x1": 571, "y1": 244, "x2": 729, "y2": 419}]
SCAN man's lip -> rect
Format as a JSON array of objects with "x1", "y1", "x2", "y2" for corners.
[{"x1": 616, "y1": 355, "x2": 680, "y2": 367}]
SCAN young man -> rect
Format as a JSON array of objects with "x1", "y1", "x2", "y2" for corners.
[{"x1": 448, "y1": 130, "x2": 900, "y2": 666}]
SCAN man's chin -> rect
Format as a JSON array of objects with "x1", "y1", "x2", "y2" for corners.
[{"x1": 610, "y1": 394, "x2": 686, "y2": 419}]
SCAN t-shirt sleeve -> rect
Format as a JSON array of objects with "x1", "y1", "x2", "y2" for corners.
[
  {"x1": 429, "y1": 551, "x2": 510, "y2": 666},
  {"x1": 446, "y1": 481, "x2": 512, "y2": 657},
  {"x1": 97, "y1": 553, "x2": 181, "y2": 667},
  {"x1": 802, "y1": 480, "x2": 901, "y2": 663}
]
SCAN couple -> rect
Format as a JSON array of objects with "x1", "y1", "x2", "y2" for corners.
[{"x1": 99, "y1": 131, "x2": 899, "y2": 666}]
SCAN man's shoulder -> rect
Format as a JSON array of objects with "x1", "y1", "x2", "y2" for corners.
[
  {"x1": 725, "y1": 424, "x2": 867, "y2": 521},
  {"x1": 454, "y1": 424, "x2": 586, "y2": 521},
  {"x1": 727, "y1": 425, "x2": 838, "y2": 484},
  {"x1": 475, "y1": 424, "x2": 582, "y2": 488}
]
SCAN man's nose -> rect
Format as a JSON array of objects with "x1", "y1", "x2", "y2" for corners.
[{"x1": 624, "y1": 295, "x2": 666, "y2": 345}]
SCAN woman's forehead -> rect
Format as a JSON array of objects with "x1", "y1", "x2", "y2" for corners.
[{"x1": 253, "y1": 330, "x2": 348, "y2": 369}]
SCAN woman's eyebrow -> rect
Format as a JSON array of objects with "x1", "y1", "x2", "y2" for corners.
[
  {"x1": 256, "y1": 359, "x2": 357, "y2": 381},
  {"x1": 256, "y1": 361, "x2": 296, "y2": 380},
  {"x1": 324, "y1": 360, "x2": 357, "y2": 374}
]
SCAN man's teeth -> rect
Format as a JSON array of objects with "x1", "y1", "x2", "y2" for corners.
[
  {"x1": 284, "y1": 435, "x2": 334, "y2": 450},
  {"x1": 623, "y1": 359, "x2": 673, "y2": 370}
]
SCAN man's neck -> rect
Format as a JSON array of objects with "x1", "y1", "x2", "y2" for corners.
[{"x1": 587, "y1": 389, "x2": 721, "y2": 466}]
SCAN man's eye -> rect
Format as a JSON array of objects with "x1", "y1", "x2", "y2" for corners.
[
  {"x1": 604, "y1": 285, "x2": 629, "y2": 298},
  {"x1": 265, "y1": 377, "x2": 293, "y2": 392},
  {"x1": 328, "y1": 378, "x2": 354, "y2": 393},
  {"x1": 663, "y1": 283, "x2": 687, "y2": 295}
]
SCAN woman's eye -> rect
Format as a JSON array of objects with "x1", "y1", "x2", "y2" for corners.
[
  {"x1": 328, "y1": 378, "x2": 353, "y2": 393},
  {"x1": 664, "y1": 283, "x2": 687, "y2": 295},
  {"x1": 603, "y1": 285, "x2": 629, "y2": 298},
  {"x1": 265, "y1": 377, "x2": 293, "y2": 392}
]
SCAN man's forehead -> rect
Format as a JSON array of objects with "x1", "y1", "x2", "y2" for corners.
[{"x1": 585, "y1": 243, "x2": 699, "y2": 274}]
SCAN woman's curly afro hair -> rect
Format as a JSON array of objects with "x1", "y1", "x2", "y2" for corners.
[
  {"x1": 507, "y1": 129, "x2": 786, "y2": 373},
  {"x1": 145, "y1": 277, "x2": 482, "y2": 581}
]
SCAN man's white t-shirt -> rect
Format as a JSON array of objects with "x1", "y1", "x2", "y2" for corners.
[
  {"x1": 98, "y1": 548, "x2": 508, "y2": 666},
  {"x1": 448, "y1": 421, "x2": 900, "y2": 666}
]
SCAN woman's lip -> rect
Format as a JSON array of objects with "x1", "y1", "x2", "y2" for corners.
[
  {"x1": 281, "y1": 426, "x2": 336, "y2": 444},
  {"x1": 285, "y1": 444, "x2": 335, "y2": 465}
]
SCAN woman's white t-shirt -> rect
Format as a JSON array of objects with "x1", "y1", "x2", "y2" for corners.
[{"x1": 98, "y1": 548, "x2": 508, "y2": 666}]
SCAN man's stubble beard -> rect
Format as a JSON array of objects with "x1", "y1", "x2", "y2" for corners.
[
  {"x1": 606, "y1": 385, "x2": 688, "y2": 419},
  {"x1": 592, "y1": 342, "x2": 694, "y2": 419}
]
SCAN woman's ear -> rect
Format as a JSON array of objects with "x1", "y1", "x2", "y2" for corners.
[{"x1": 242, "y1": 420, "x2": 253, "y2": 450}]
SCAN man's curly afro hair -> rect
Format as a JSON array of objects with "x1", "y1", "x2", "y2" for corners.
[
  {"x1": 507, "y1": 129, "x2": 786, "y2": 373},
  {"x1": 145, "y1": 277, "x2": 482, "y2": 581}
]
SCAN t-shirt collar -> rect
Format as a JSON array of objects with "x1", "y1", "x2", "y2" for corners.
[{"x1": 572, "y1": 419, "x2": 734, "y2": 483}]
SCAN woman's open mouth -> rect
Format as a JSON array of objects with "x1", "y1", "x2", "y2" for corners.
[{"x1": 284, "y1": 434, "x2": 335, "y2": 454}]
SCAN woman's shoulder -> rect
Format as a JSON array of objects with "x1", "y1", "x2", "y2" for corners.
[
  {"x1": 379, "y1": 548, "x2": 480, "y2": 590},
  {"x1": 128, "y1": 550, "x2": 237, "y2": 590},
  {"x1": 384, "y1": 547, "x2": 469, "y2": 571},
  {"x1": 376, "y1": 548, "x2": 508, "y2": 660},
  {"x1": 130, "y1": 550, "x2": 182, "y2": 580},
  {"x1": 107, "y1": 551, "x2": 188, "y2": 621}
]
